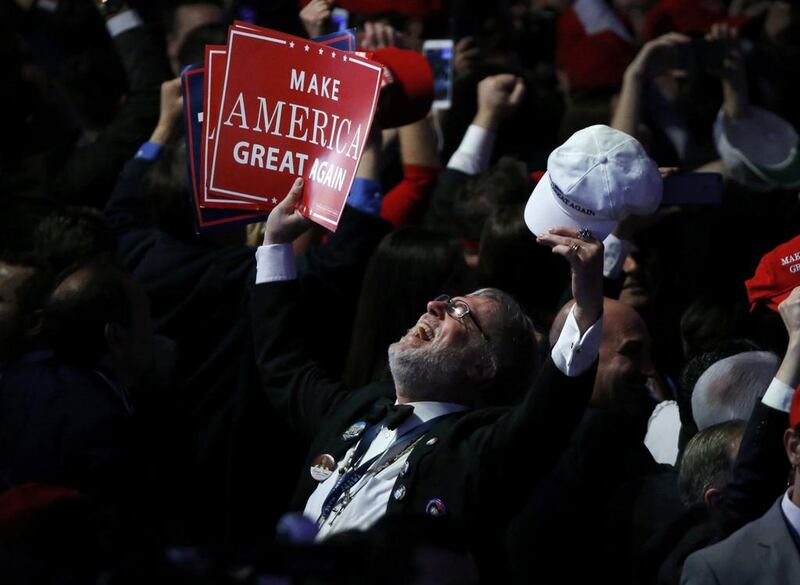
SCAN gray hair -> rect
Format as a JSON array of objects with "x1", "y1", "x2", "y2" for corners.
[
  {"x1": 468, "y1": 287, "x2": 539, "y2": 406},
  {"x1": 678, "y1": 420, "x2": 745, "y2": 509},
  {"x1": 691, "y1": 351, "x2": 779, "y2": 430}
]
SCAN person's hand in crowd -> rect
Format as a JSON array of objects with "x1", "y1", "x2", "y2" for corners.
[
  {"x1": 706, "y1": 23, "x2": 749, "y2": 119},
  {"x1": 775, "y1": 287, "x2": 800, "y2": 387},
  {"x1": 613, "y1": 34, "x2": 689, "y2": 137},
  {"x1": 300, "y1": 0, "x2": 332, "y2": 39},
  {"x1": 537, "y1": 227, "x2": 604, "y2": 335},
  {"x1": 474, "y1": 74, "x2": 526, "y2": 131},
  {"x1": 263, "y1": 178, "x2": 313, "y2": 245},
  {"x1": 361, "y1": 20, "x2": 406, "y2": 50},
  {"x1": 763, "y1": 1, "x2": 793, "y2": 42},
  {"x1": 454, "y1": 37, "x2": 480, "y2": 79},
  {"x1": 149, "y1": 78, "x2": 183, "y2": 145},
  {"x1": 625, "y1": 32, "x2": 691, "y2": 82}
]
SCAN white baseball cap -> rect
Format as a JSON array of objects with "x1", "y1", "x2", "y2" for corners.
[
  {"x1": 524, "y1": 125, "x2": 662, "y2": 241},
  {"x1": 713, "y1": 106, "x2": 800, "y2": 190}
]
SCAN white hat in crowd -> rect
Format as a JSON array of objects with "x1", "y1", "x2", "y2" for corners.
[
  {"x1": 714, "y1": 106, "x2": 800, "y2": 190},
  {"x1": 524, "y1": 124, "x2": 662, "y2": 241}
]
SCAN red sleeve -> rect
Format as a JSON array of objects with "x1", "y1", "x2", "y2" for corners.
[{"x1": 379, "y1": 164, "x2": 440, "y2": 228}]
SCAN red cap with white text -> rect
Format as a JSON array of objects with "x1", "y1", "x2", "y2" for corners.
[{"x1": 745, "y1": 234, "x2": 800, "y2": 312}]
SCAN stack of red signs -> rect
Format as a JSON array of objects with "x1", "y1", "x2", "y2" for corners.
[{"x1": 197, "y1": 23, "x2": 383, "y2": 231}]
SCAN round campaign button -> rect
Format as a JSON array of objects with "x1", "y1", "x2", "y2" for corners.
[{"x1": 310, "y1": 453, "x2": 337, "y2": 481}]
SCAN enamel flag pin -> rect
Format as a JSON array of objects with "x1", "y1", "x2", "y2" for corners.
[{"x1": 342, "y1": 421, "x2": 367, "y2": 440}]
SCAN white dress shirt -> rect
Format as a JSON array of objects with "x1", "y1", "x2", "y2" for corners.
[
  {"x1": 305, "y1": 401, "x2": 467, "y2": 540},
  {"x1": 446, "y1": 124, "x2": 496, "y2": 175},
  {"x1": 782, "y1": 489, "x2": 800, "y2": 538}
]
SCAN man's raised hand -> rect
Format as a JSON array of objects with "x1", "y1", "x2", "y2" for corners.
[
  {"x1": 537, "y1": 227, "x2": 604, "y2": 334},
  {"x1": 150, "y1": 78, "x2": 183, "y2": 145},
  {"x1": 263, "y1": 178, "x2": 314, "y2": 245},
  {"x1": 474, "y1": 74, "x2": 526, "y2": 131}
]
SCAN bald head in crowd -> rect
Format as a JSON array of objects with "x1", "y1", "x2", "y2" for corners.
[
  {"x1": 550, "y1": 298, "x2": 653, "y2": 406},
  {"x1": 691, "y1": 351, "x2": 779, "y2": 431}
]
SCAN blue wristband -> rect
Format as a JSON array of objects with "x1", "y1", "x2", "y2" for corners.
[
  {"x1": 134, "y1": 141, "x2": 163, "y2": 162},
  {"x1": 346, "y1": 178, "x2": 383, "y2": 216}
]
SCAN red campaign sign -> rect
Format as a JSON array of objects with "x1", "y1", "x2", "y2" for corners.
[
  {"x1": 209, "y1": 26, "x2": 383, "y2": 230},
  {"x1": 201, "y1": 45, "x2": 268, "y2": 209}
]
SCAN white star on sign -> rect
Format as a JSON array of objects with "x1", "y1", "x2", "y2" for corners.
[
  {"x1": 331, "y1": 51, "x2": 336, "y2": 58},
  {"x1": 342, "y1": 55, "x2": 347, "y2": 62},
  {"x1": 289, "y1": 41, "x2": 295, "y2": 48},
  {"x1": 304, "y1": 45, "x2": 310, "y2": 52},
  {"x1": 318, "y1": 48, "x2": 324, "y2": 55},
  {"x1": 271, "y1": 197, "x2": 278, "y2": 204}
]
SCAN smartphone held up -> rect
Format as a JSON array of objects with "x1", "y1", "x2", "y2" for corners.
[{"x1": 422, "y1": 39, "x2": 454, "y2": 110}]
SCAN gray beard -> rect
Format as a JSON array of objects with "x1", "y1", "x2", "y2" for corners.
[{"x1": 387, "y1": 341, "x2": 465, "y2": 402}]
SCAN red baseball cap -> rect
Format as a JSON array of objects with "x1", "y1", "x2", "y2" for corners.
[
  {"x1": 791, "y1": 387, "x2": 800, "y2": 429},
  {"x1": 745, "y1": 234, "x2": 800, "y2": 312},
  {"x1": 371, "y1": 48, "x2": 433, "y2": 129}
]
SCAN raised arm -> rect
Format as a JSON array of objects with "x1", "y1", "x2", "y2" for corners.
[
  {"x1": 715, "y1": 287, "x2": 800, "y2": 534},
  {"x1": 423, "y1": 74, "x2": 525, "y2": 233},
  {"x1": 611, "y1": 33, "x2": 690, "y2": 139},
  {"x1": 484, "y1": 226, "x2": 603, "y2": 483},
  {"x1": 252, "y1": 180, "x2": 351, "y2": 441},
  {"x1": 379, "y1": 116, "x2": 441, "y2": 228},
  {"x1": 53, "y1": 4, "x2": 171, "y2": 205}
]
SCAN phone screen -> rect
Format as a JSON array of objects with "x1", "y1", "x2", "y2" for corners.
[
  {"x1": 424, "y1": 45, "x2": 453, "y2": 106},
  {"x1": 331, "y1": 9, "x2": 349, "y2": 32}
]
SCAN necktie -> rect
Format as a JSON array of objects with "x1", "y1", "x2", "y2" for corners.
[{"x1": 385, "y1": 404, "x2": 415, "y2": 430}]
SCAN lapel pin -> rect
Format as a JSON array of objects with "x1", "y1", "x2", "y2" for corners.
[
  {"x1": 341, "y1": 421, "x2": 367, "y2": 441},
  {"x1": 309, "y1": 453, "x2": 336, "y2": 482}
]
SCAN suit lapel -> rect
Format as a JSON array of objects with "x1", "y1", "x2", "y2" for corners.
[{"x1": 756, "y1": 499, "x2": 800, "y2": 580}]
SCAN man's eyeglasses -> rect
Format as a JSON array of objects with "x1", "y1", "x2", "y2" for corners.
[{"x1": 434, "y1": 295, "x2": 489, "y2": 342}]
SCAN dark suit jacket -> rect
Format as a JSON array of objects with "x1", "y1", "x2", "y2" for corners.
[
  {"x1": 105, "y1": 157, "x2": 391, "y2": 543},
  {"x1": 252, "y1": 278, "x2": 597, "y2": 575},
  {"x1": 0, "y1": 354, "x2": 135, "y2": 494},
  {"x1": 681, "y1": 497, "x2": 800, "y2": 585}
]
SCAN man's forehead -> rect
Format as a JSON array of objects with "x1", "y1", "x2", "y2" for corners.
[{"x1": 462, "y1": 292, "x2": 500, "y2": 317}]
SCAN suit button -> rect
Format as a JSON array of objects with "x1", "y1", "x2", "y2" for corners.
[{"x1": 393, "y1": 485, "x2": 406, "y2": 501}]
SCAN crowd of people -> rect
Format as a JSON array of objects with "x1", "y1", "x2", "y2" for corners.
[{"x1": 2, "y1": 0, "x2": 800, "y2": 583}]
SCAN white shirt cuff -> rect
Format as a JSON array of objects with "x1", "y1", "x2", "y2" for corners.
[
  {"x1": 446, "y1": 124, "x2": 496, "y2": 175},
  {"x1": 762, "y1": 377, "x2": 795, "y2": 413},
  {"x1": 105, "y1": 10, "x2": 144, "y2": 38},
  {"x1": 573, "y1": 0, "x2": 633, "y2": 41},
  {"x1": 551, "y1": 306, "x2": 603, "y2": 377},
  {"x1": 602, "y1": 233, "x2": 632, "y2": 279},
  {"x1": 255, "y1": 244, "x2": 296, "y2": 284}
]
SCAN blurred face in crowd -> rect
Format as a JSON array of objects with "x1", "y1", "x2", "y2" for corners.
[
  {"x1": 388, "y1": 294, "x2": 497, "y2": 404},
  {"x1": 618, "y1": 250, "x2": 651, "y2": 310},
  {"x1": 594, "y1": 299, "x2": 653, "y2": 405},
  {"x1": 0, "y1": 262, "x2": 36, "y2": 365},
  {"x1": 56, "y1": 268, "x2": 157, "y2": 389},
  {"x1": 167, "y1": 3, "x2": 224, "y2": 73},
  {"x1": 550, "y1": 298, "x2": 652, "y2": 405}
]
